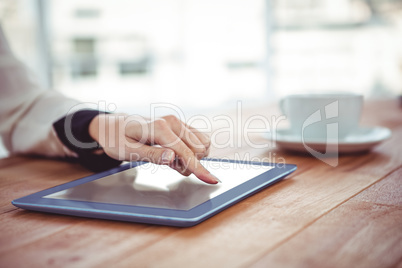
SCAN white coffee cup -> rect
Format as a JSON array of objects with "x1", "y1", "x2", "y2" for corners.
[{"x1": 280, "y1": 93, "x2": 363, "y2": 141}]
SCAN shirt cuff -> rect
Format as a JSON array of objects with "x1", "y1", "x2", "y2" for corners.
[{"x1": 53, "y1": 109, "x2": 122, "y2": 172}]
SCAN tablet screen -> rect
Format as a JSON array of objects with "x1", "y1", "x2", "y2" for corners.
[{"x1": 44, "y1": 160, "x2": 273, "y2": 211}]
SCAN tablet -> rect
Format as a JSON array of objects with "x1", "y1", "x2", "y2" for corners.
[{"x1": 12, "y1": 158, "x2": 296, "y2": 227}]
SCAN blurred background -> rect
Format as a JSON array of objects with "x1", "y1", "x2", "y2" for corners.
[{"x1": 1, "y1": 0, "x2": 402, "y2": 156}]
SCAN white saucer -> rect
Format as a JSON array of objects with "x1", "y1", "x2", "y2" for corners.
[{"x1": 269, "y1": 126, "x2": 391, "y2": 154}]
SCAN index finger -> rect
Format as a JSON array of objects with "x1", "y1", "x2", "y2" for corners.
[{"x1": 153, "y1": 122, "x2": 220, "y2": 184}]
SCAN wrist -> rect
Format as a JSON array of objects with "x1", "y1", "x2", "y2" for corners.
[{"x1": 89, "y1": 114, "x2": 102, "y2": 143}]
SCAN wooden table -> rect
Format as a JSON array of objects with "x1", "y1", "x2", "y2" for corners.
[{"x1": 1, "y1": 99, "x2": 401, "y2": 267}]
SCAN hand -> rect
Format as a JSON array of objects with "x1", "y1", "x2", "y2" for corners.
[{"x1": 89, "y1": 114, "x2": 220, "y2": 184}]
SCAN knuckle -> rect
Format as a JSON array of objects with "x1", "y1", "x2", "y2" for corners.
[
  {"x1": 145, "y1": 149, "x2": 158, "y2": 162},
  {"x1": 182, "y1": 147, "x2": 194, "y2": 157},
  {"x1": 182, "y1": 170, "x2": 192, "y2": 177},
  {"x1": 193, "y1": 131, "x2": 210, "y2": 145},
  {"x1": 204, "y1": 136, "x2": 211, "y2": 147},
  {"x1": 164, "y1": 115, "x2": 180, "y2": 124},
  {"x1": 193, "y1": 141, "x2": 207, "y2": 153},
  {"x1": 204, "y1": 146, "x2": 210, "y2": 157},
  {"x1": 204, "y1": 143, "x2": 210, "y2": 153},
  {"x1": 192, "y1": 145, "x2": 206, "y2": 155},
  {"x1": 204, "y1": 141, "x2": 211, "y2": 152},
  {"x1": 152, "y1": 118, "x2": 167, "y2": 130},
  {"x1": 194, "y1": 152, "x2": 205, "y2": 160}
]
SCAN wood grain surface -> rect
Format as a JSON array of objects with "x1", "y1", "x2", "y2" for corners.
[{"x1": 0, "y1": 99, "x2": 401, "y2": 268}]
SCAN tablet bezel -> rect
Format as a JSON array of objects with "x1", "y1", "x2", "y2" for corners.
[{"x1": 12, "y1": 158, "x2": 296, "y2": 227}]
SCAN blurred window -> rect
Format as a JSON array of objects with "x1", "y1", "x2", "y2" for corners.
[
  {"x1": 119, "y1": 60, "x2": 150, "y2": 75},
  {"x1": 71, "y1": 38, "x2": 97, "y2": 78},
  {"x1": 74, "y1": 9, "x2": 100, "y2": 18},
  {"x1": 0, "y1": 0, "x2": 402, "y2": 114},
  {"x1": 73, "y1": 38, "x2": 95, "y2": 54}
]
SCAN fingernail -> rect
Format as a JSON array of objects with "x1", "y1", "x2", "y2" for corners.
[
  {"x1": 162, "y1": 150, "x2": 175, "y2": 164},
  {"x1": 211, "y1": 173, "x2": 221, "y2": 184}
]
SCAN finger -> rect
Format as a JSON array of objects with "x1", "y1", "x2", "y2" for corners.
[
  {"x1": 188, "y1": 157, "x2": 220, "y2": 184},
  {"x1": 152, "y1": 124, "x2": 219, "y2": 184},
  {"x1": 204, "y1": 144, "x2": 211, "y2": 157},
  {"x1": 181, "y1": 122, "x2": 211, "y2": 157},
  {"x1": 163, "y1": 115, "x2": 208, "y2": 159},
  {"x1": 186, "y1": 125, "x2": 211, "y2": 148},
  {"x1": 170, "y1": 159, "x2": 192, "y2": 177},
  {"x1": 188, "y1": 127, "x2": 211, "y2": 157},
  {"x1": 176, "y1": 125, "x2": 206, "y2": 160}
]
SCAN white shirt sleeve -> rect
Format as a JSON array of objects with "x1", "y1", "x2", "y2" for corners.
[{"x1": 0, "y1": 25, "x2": 79, "y2": 158}]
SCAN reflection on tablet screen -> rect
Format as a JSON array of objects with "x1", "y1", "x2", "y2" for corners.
[{"x1": 44, "y1": 160, "x2": 273, "y2": 211}]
